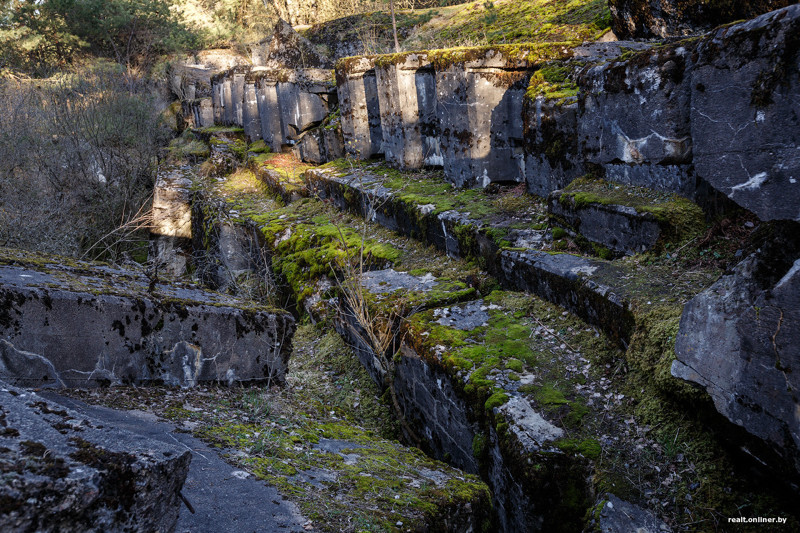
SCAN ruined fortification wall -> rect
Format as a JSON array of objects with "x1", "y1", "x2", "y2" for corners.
[{"x1": 183, "y1": 2, "x2": 800, "y2": 496}]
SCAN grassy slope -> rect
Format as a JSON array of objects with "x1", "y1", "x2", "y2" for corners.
[{"x1": 302, "y1": 0, "x2": 612, "y2": 57}]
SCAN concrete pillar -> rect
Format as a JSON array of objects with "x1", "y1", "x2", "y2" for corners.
[
  {"x1": 336, "y1": 57, "x2": 383, "y2": 159},
  {"x1": 375, "y1": 52, "x2": 441, "y2": 169}
]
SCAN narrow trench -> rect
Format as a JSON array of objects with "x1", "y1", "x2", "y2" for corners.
[{"x1": 108, "y1": 144, "x2": 496, "y2": 531}]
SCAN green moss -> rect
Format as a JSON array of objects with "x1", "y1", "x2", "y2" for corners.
[
  {"x1": 198, "y1": 125, "x2": 245, "y2": 135},
  {"x1": 535, "y1": 383, "x2": 569, "y2": 406},
  {"x1": 248, "y1": 139, "x2": 270, "y2": 153},
  {"x1": 526, "y1": 63, "x2": 579, "y2": 103},
  {"x1": 472, "y1": 432, "x2": 488, "y2": 458},
  {"x1": 485, "y1": 391, "x2": 509, "y2": 410},
  {"x1": 505, "y1": 358, "x2": 523, "y2": 372},
  {"x1": 409, "y1": 0, "x2": 611, "y2": 49},
  {"x1": 427, "y1": 42, "x2": 575, "y2": 71},
  {"x1": 195, "y1": 407, "x2": 492, "y2": 532},
  {"x1": 554, "y1": 437, "x2": 601, "y2": 460}
]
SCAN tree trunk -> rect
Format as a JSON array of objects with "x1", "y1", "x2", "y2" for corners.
[{"x1": 389, "y1": 0, "x2": 400, "y2": 53}]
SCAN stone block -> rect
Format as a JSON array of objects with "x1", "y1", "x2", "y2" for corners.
[
  {"x1": 336, "y1": 56, "x2": 383, "y2": 159},
  {"x1": 433, "y1": 46, "x2": 572, "y2": 188},
  {"x1": 211, "y1": 74, "x2": 224, "y2": 125},
  {"x1": 0, "y1": 248, "x2": 295, "y2": 388},
  {"x1": 242, "y1": 80, "x2": 262, "y2": 141},
  {"x1": 263, "y1": 19, "x2": 332, "y2": 70},
  {"x1": 690, "y1": 6, "x2": 800, "y2": 222},
  {"x1": 321, "y1": 123, "x2": 345, "y2": 160},
  {"x1": 189, "y1": 98, "x2": 214, "y2": 128},
  {"x1": 549, "y1": 193, "x2": 662, "y2": 254},
  {"x1": 375, "y1": 52, "x2": 442, "y2": 169},
  {"x1": 673, "y1": 244, "x2": 800, "y2": 473},
  {"x1": 589, "y1": 494, "x2": 670, "y2": 532},
  {"x1": 294, "y1": 128, "x2": 325, "y2": 164},
  {"x1": 579, "y1": 43, "x2": 695, "y2": 197},
  {"x1": 524, "y1": 43, "x2": 650, "y2": 197},
  {"x1": 0, "y1": 382, "x2": 190, "y2": 532},
  {"x1": 230, "y1": 71, "x2": 246, "y2": 126},
  {"x1": 276, "y1": 69, "x2": 336, "y2": 139},
  {"x1": 151, "y1": 165, "x2": 194, "y2": 278},
  {"x1": 250, "y1": 68, "x2": 288, "y2": 152},
  {"x1": 524, "y1": 95, "x2": 582, "y2": 197},
  {"x1": 548, "y1": 176, "x2": 704, "y2": 254}
]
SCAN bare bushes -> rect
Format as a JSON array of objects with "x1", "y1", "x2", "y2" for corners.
[{"x1": 0, "y1": 63, "x2": 171, "y2": 260}]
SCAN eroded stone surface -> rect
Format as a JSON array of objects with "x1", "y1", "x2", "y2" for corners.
[
  {"x1": 591, "y1": 494, "x2": 671, "y2": 532},
  {"x1": 579, "y1": 44, "x2": 695, "y2": 197},
  {"x1": 549, "y1": 193, "x2": 663, "y2": 254},
  {"x1": 0, "y1": 382, "x2": 191, "y2": 532},
  {"x1": 376, "y1": 53, "x2": 442, "y2": 169},
  {"x1": 673, "y1": 249, "x2": 800, "y2": 473},
  {"x1": 690, "y1": 5, "x2": 800, "y2": 222},
  {"x1": 151, "y1": 165, "x2": 194, "y2": 278},
  {"x1": 435, "y1": 53, "x2": 536, "y2": 188},
  {"x1": 0, "y1": 248, "x2": 295, "y2": 388},
  {"x1": 263, "y1": 19, "x2": 332, "y2": 70}
]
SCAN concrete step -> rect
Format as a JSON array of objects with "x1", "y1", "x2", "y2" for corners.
[
  {"x1": 193, "y1": 159, "x2": 693, "y2": 531},
  {"x1": 299, "y1": 161, "x2": 713, "y2": 345},
  {"x1": 549, "y1": 176, "x2": 705, "y2": 255}
]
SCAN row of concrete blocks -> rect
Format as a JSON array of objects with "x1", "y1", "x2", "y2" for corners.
[
  {"x1": 336, "y1": 5, "x2": 800, "y2": 223},
  {"x1": 184, "y1": 67, "x2": 337, "y2": 154},
  {"x1": 187, "y1": 5, "x2": 799, "y2": 224}
]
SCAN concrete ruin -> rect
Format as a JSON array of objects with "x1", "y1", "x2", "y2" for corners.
[
  {"x1": 0, "y1": 248, "x2": 295, "y2": 389},
  {"x1": 336, "y1": 56, "x2": 383, "y2": 159}
]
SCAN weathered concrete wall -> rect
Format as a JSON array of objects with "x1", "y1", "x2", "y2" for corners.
[
  {"x1": 242, "y1": 80, "x2": 262, "y2": 141},
  {"x1": 609, "y1": 0, "x2": 793, "y2": 39},
  {"x1": 690, "y1": 6, "x2": 800, "y2": 222},
  {"x1": 150, "y1": 165, "x2": 194, "y2": 278},
  {"x1": 211, "y1": 75, "x2": 224, "y2": 124},
  {"x1": 0, "y1": 249, "x2": 295, "y2": 388},
  {"x1": 0, "y1": 382, "x2": 191, "y2": 532},
  {"x1": 276, "y1": 69, "x2": 336, "y2": 139},
  {"x1": 336, "y1": 56, "x2": 384, "y2": 159},
  {"x1": 251, "y1": 68, "x2": 287, "y2": 151},
  {"x1": 579, "y1": 44, "x2": 695, "y2": 198},
  {"x1": 231, "y1": 71, "x2": 246, "y2": 126},
  {"x1": 375, "y1": 53, "x2": 442, "y2": 169},
  {"x1": 184, "y1": 98, "x2": 214, "y2": 128},
  {"x1": 434, "y1": 51, "x2": 538, "y2": 188}
]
